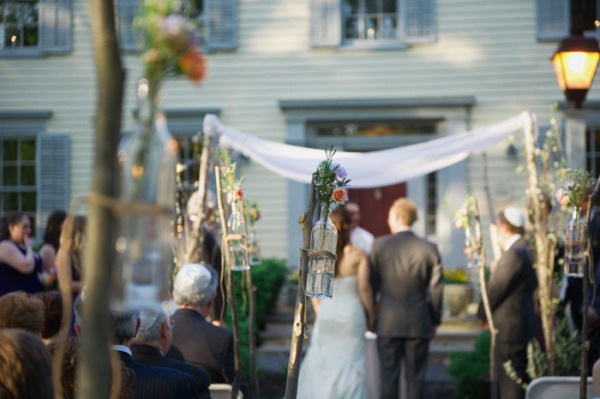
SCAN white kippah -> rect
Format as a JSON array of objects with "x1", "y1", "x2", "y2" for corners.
[
  {"x1": 173, "y1": 263, "x2": 213, "y2": 298},
  {"x1": 503, "y1": 207, "x2": 525, "y2": 228}
]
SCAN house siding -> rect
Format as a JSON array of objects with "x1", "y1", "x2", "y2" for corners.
[{"x1": 0, "y1": 0, "x2": 591, "y2": 262}]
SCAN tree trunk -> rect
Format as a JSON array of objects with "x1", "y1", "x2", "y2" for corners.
[
  {"x1": 285, "y1": 175, "x2": 317, "y2": 399},
  {"x1": 77, "y1": 0, "x2": 124, "y2": 398},
  {"x1": 215, "y1": 167, "x2": 243, "y2": 399},
  {"x1": 523, "y1": 112, "x2": 556, "y2": 374}
]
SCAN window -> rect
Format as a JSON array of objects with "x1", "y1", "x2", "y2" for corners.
[
  {"x1": 536, "y1": 0, "x2": 599, "y2": 41},
  {"x1": 0, "y1": 112, "x2": 69, "y2": 239},
  {"x1": 0, "y1": 0, "x2": 72, "y2": 56},
  {"x1": 586, "y1": 125, "x2": 600, "y2": 179},
  {"x1": 311, "y1": 0, "x2": 436, "y2": 49},
  {"x1": 426, "y1": 172, "x2": 436, "y2": 236},
  {"x1": 117, "y1": 0, "x2": 237, "y2": 52},
  {"x1": 1, "y1": 138, "x2": 37, "y2": 233}
]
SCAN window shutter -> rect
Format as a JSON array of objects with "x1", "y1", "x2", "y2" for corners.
[
  {"x1": 536, "y1": 0, "x2": 568, "y2": 40},
  {"x1": 403, "y1": 0, "x2": 436, "y2": 44},
  {"x1": 309, "y1": 0, "x2": 341, "y2": 47},
  {"x1": 206, "y1": 0, "x2": 238, "y2": 50},
  {"x1": 36, "y1": 134, "x2": 69, "y2": 236},
  {"x1": 39, "y1": 0, "x2": 72, "y2": 53},
  {"x1": 117, "y1": 0, "x2": 141, "y2": 51}
]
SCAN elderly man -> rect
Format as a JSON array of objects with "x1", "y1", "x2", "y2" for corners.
[
  {"x1": 345, "y1": 201, "x2": 374, "y2": 253},
  {"x1": 477, "y1": 207, "x2": 537, "y2": 399},
  {"x1": 74, "y1": 295, "x2": 202, "y2": 399},
  {"x1": 166, "y1": 263, "x2": 235, "y2": 384},
  {"x1": 132, "y1": 308, "x2": 212, "y2": 399}
]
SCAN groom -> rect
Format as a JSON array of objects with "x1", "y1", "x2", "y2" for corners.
[{"x1": 369, "y1": 197, "x2": 444, "y2": 399}]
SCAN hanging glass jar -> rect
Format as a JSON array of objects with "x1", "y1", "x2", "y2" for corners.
[
  {"x1": 464, "y1": 228, "x2": 480, "y2": 269},
  {"x1": 228, "y1": 200, "x2": 250, "y2": 271},
  {"x1": 564, "y1": 206, "x2": 588, "y2": 277},
  {"x1": 306, "y1": 203, "x2": 337, "y2": 298},
  {"x1": 247, "y1": 225, "x2": 262, "y2": 266},
  {"x1": 113, "y1": 78, "x2": 178, "y2": 311}
]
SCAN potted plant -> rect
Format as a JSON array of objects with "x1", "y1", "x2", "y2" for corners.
[{"x1": 443, "y1": 267, "x2": 474, "y2": 317}]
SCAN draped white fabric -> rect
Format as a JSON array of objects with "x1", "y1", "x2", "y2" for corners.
[{"x1": 204, "y1": 111, "x2": 533, "y2": 188}]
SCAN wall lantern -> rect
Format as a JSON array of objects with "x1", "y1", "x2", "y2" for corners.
[{"x1": 552, "y1": 34, "x2": 600, "y2": 108}]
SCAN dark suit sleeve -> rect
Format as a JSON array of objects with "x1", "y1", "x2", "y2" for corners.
[
  {"x1": 428, "y1": 247, "x2": 444, "y2": 326},
  {"x1": 223, "y1": 335, "x2": 235, "y2": 383},
  {"x1": 485, "y1": 249, "x2": 523, "y2": 312},
  {"x1": 368, "y1": 241, "x2": 381, "y2": 300}
]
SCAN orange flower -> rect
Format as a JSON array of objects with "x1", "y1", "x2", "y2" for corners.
[
  {"x1": 332, "y1": 187, "x2": 348, "y2": 204},
  {"x1": 234, "y1": 188, "x2": 244, "y2": 201},
  {"x1": 178, "y1": 47, "x2": 206, "y2": 83}
]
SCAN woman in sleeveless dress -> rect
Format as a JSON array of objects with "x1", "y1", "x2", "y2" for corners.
[
  {"x1": 298, "y1": 206, "x2": 376, "y2": 399},
  {"x1": 0, "y1": 211, "x2": 44, "y2": 296}
]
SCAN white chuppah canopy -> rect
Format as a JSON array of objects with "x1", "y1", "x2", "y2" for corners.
[{"x1": 204, "y1": 111, "x2": 535, "y2": 188}]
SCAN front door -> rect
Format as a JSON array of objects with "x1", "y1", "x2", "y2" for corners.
[{"x1": 348, "y1": 182, "x2": 406, "y2": 238}]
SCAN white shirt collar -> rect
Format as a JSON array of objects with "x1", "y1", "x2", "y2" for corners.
[
  {"x1": 112, "y1": 345, "x2": 132, "y2": 356},
  {"x1": 503, "y1": 234, "x2": 522, "y2": 252}
]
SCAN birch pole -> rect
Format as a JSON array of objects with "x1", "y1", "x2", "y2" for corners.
[
  {"x1": 523, "y1": 112, "x2": 557, "y2": 374},
  {"x1": 77, "y1": 0, "x2": 124, "y2": 398},
  {"x1": 215, "y1": 167, "x2": 243, "y2": 399},
  {"x1": 285, "y1": 176, "x2": 317, "y2": 399}
]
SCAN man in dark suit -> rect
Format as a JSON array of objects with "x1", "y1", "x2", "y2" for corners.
[
  {"x1": 477, "y1": 207, "x2": 537, "y2": 399},
  {"x1": 369, "y1": 198, "x2": 444, "y2": 399},
  {"x1": 74, "y1": 295, "x2": 202, "y2": 399},
  {"x1": 132, "y1": 308, "x2": 212, "y2": 399},
  {"x1": 166, "y1": 262, "x2": 235, "y2": 384}
]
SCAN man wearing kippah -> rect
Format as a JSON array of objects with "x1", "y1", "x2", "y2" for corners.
[
  {"x1": 477, "y1": 207, "x2": 538, "y2": 399},
  {"x1": 166, "y1": 263, "x2": 235, "y2": 385}
]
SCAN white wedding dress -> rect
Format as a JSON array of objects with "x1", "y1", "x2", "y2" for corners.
[{"x1": 297, "y1": 275, "x2": 369, "y2": 399}]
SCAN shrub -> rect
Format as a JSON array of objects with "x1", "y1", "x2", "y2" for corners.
[{"x1": 446, "y1": 330, "x2": 490, "y2": 399}]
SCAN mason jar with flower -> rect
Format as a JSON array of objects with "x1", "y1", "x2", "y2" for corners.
[
  {"x1": 558, "y1": 168, "x2": 595, "y2": 277},
  {"x1": 306, "y1": 148, "x2": 350, "y2": 299}
]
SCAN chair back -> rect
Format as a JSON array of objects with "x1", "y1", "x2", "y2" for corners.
[
  {"x1": 526, "y1": 376, "x2": 593, "y2": 399},
  {"x1": 209, "y1": 383, "x2": 244, "y2": 399}
]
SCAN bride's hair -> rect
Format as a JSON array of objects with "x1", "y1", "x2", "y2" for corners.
[{"x1": 330, "y1": 206, "x2": 352, "y2": 277}]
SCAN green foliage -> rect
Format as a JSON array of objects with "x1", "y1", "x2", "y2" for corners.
[
  {"x1": 446, "y1": 330, "x2": 491, "y2": 399},
  {"x1": 443, "y1": 268, "x2": 469, "y2": 284},
  {"x1": 226, "y1": 258, "x2": 288, "y2": 376}
]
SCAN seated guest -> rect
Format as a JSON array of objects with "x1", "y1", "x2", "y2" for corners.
[
  {"x1": 132, "y1": 308, "x2": 211, "y2": 399},
  {"x1": 166, "y1": 263, "x2": 235, "y2": 384},
  {"x1": 0, "y1": 328, "x2": 54, "y2": 399},
  {"x1": 33, "y1": 290, "x2": 63, "y2": 345},
  {"x1": 74, "y1": 294, "x2": 203, "y2": 399},
  {"x1": 0, "y1": 290, "x2": 45, "y2": 335}
]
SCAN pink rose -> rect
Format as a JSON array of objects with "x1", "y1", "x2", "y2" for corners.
[
  {"x1": 559, "y1": 194, "x2": 570, "y2": 207},
  {"x1": 332, "y1": 188, "x2": 348, "y2": 204}
]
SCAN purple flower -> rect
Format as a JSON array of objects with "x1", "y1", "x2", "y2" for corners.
[{"x1": 334, "y1": 165, "x2": 347, "y2": 181}]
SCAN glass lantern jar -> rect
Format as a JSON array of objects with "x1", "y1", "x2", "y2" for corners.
[
  {"x1": 247, "y1": 226, "x2": 262, "y2": 266},
  {"x1": 306, "y1": 203, "x2": 337, "y2": 298},
  {"x1": 564, "y1": 206, "x2": 588, "y2": 277},
  {"x1": 228, "y1": 201, "x2": 249, "y2": 271},
  {"x1": 113, "y1": 78, "x2": 177, "y2": 311}
]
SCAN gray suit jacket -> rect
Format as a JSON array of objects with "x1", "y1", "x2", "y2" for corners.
[{"x1": 369, "y1": 230, "x2": 444, "y2": 338}]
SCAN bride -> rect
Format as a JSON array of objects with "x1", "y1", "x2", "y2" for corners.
[{"x1": 298, "y1": 206, "x2": 376, "y2": 399}]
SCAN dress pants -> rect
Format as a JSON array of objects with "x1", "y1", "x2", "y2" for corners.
[
  {"x1": 378, "y1": 336, "x2": 429, "y2": 399},
  {"x1": 496, "y1": 341, "x2": 528, "y2": 399}
]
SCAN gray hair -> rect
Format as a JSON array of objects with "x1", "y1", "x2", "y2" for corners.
[
  {"x1": 74, "y1": 292, "x2": 139, "y2": 344},
  {"x1": 173, "y1": 263, "x2": 218, "y2": 307},
  {"x1": 134, "y1": 309, "x2": 167, "y2": 343}
]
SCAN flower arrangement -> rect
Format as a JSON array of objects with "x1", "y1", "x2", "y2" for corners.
[
  {"x1": 314, "y1": 147, "x2": 351, "y2": 207},
  {"x1": 452, "y1": 194, "x2": 482, "y2": 269},
  {"x1": 444, "y1": 268, "x2": 469, "y2": 284},
  {"x1": 244, "y1": 199, "x2": 261, "y2": 226},
  {"x1": 219, "y1": 151, "x2": 244, "y2": 204},
  {"x1": 136, "y1": 0, "x2": 206, "y2": 86},
  {"x1": 556, "y1": 167, "x2": 594, "y2": 209},
  {"x1": 452, "y1": 194, "x2": 479, "y2": 230}
]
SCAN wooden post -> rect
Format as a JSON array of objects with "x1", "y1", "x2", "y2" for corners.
[
  {"x1": 284, "y1": 175, "x2": 317, "y2": 399},
  {"x1": 77, "y1": 0, "x2": 124, "y2": 398},
  {"x1": 215, "y1": 167, "x2": 243, "y2": 399}
]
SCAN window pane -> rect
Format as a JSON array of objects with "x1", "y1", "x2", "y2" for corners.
[
  {"x1": 2, "y1": 140, "x2": 18, "y2": 161},
  {"x1": 3, "y1": 192, "x2": 19, "y2": 211},
  {"x1": 3, "y1": 166, "x2": 18, "y2": 186},
  {"x1": 21, "y1": 165, "x2": 35, "y2": 185},
  {"x1": 20, "y1": 139, "x2": 36, "y2": 160},
  {"x1": 365, "y1": 0, "x2": 378, "y2": 13},
  {"x1": 382, "y1": 0, "x2": 395, "y2": 13},
  {"x1": 22, "y1": 192, "x2": 36, "y2": 212},
  {"x1": 0, "y1": 0, "x2": 39, "y2": 48}
]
